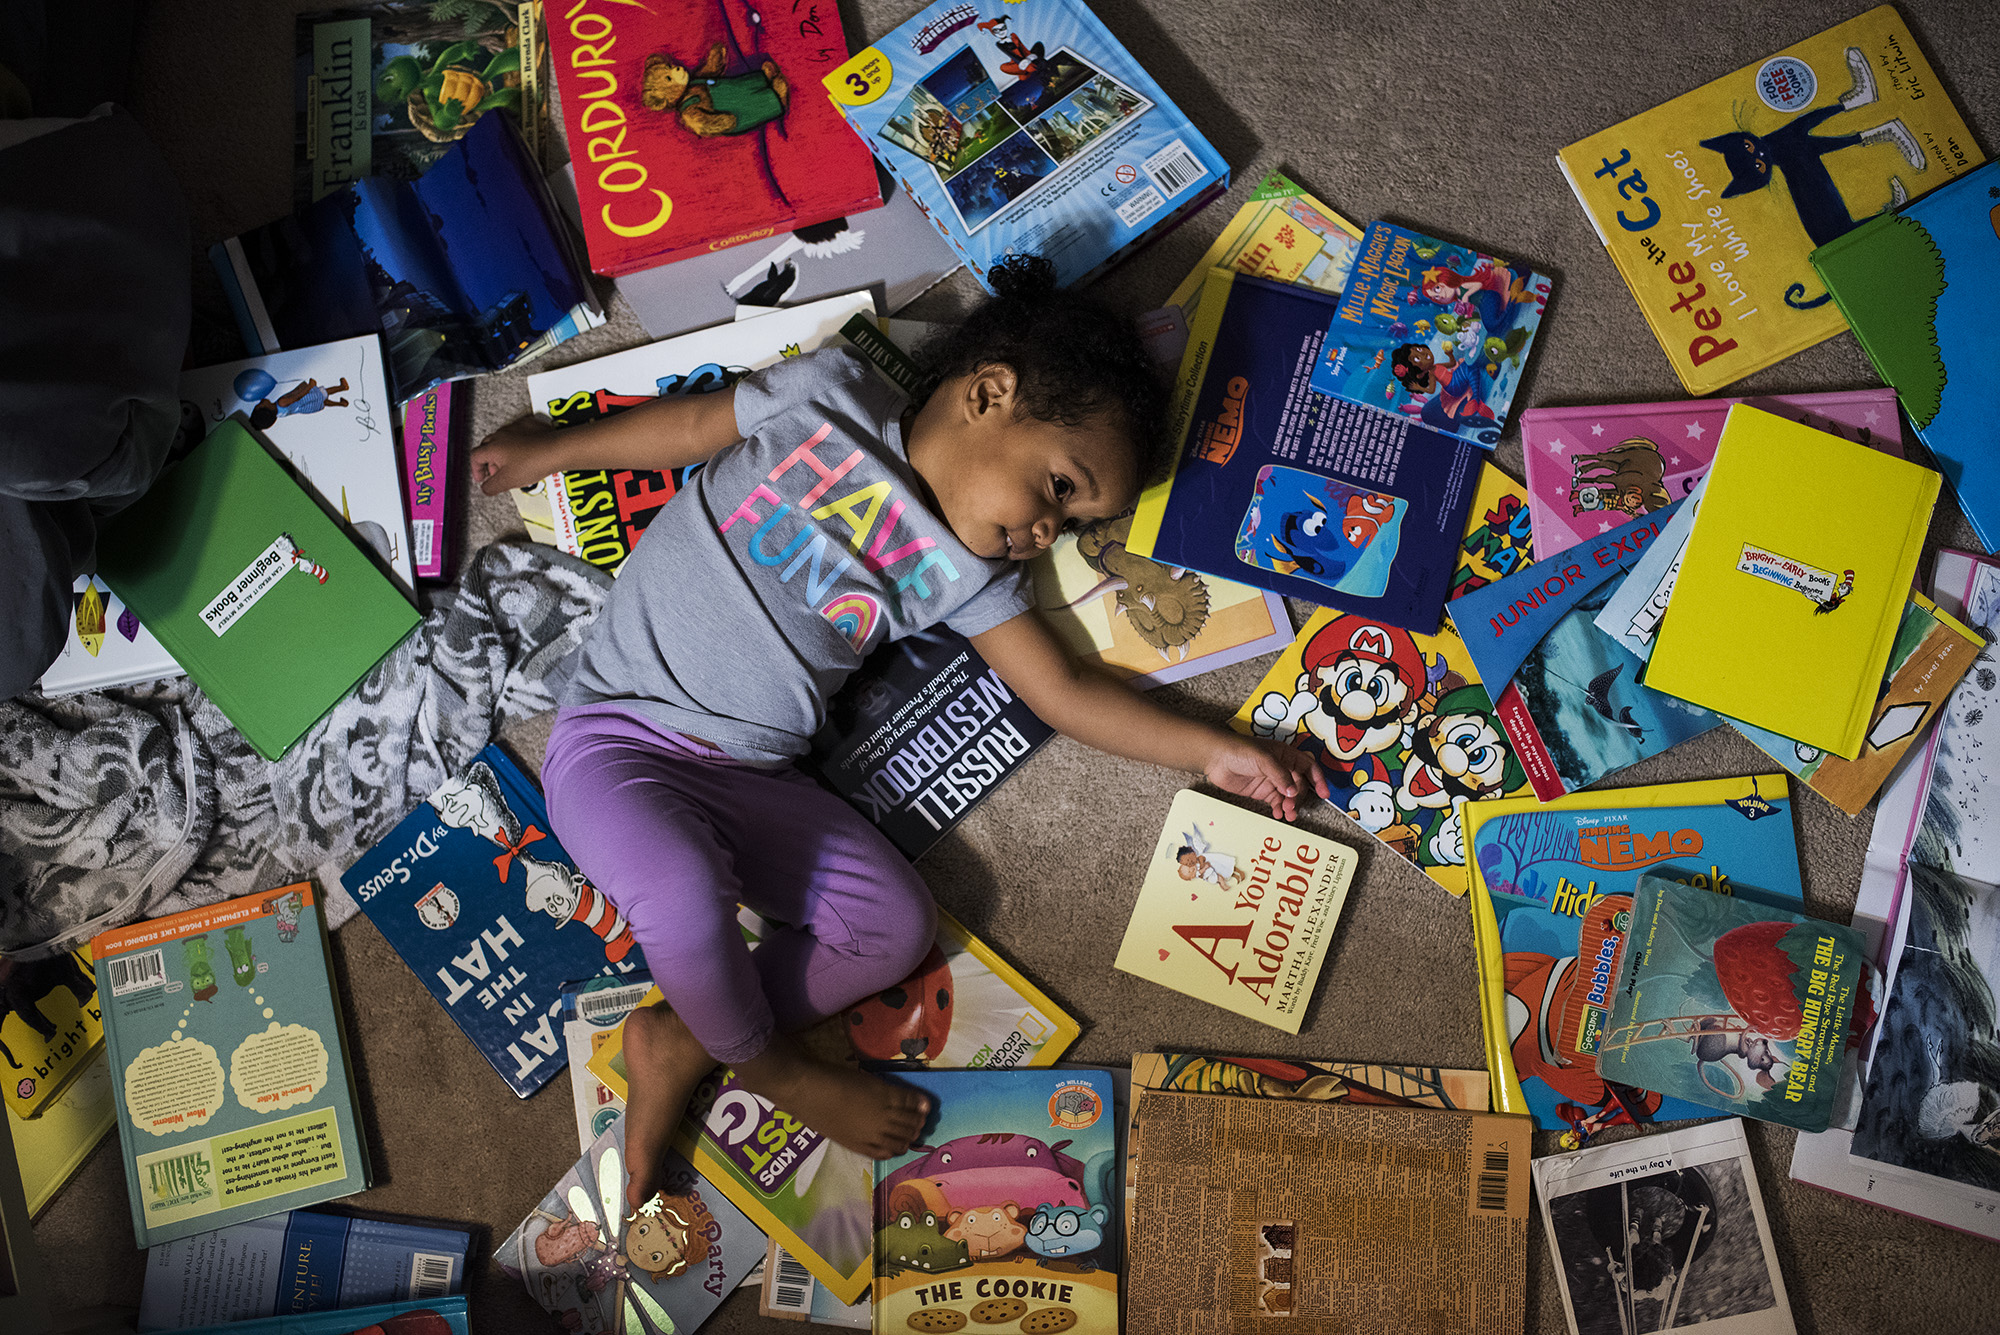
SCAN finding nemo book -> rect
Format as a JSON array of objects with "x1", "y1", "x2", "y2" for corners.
[
  {"x1": 1463, "y1": 774, "x2": 1803, "y2": 1143},
  {"x1": 1556, "y1": 5, "x2": 1983, "y2": 394},
  {"x1": 1599, "y1": 875, "x2": 1863, "y2": 1133},
  {"x1": 1233, "y1": 463, "x2": 1533, "y2": 896},
  {"x1": 91, "y1": 884, "x2": 370, "y2": 1247},
  {"x1": 1812, "y1": 157, "x2": 2000, "y2": 550},
  {"x1": 873, "y1": 1068, "x2": 1120, "y2": 1335}
]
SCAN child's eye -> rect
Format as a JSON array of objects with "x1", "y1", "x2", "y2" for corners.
[{"x1": 1052, "y1": 475, "x2": 1074, "y2": 501}]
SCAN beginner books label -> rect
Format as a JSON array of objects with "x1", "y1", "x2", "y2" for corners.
[{"x1": 1114, "y1": 790, "x2": 1357, "y2": 1033}]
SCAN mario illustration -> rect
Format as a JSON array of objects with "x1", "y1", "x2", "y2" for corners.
[
  {"x1": 1395, "y1": 684, "x2": 1524, "y2": 868},
  {"x1": 1251, "y1": 616, "x2": 1431, "y2": 794}
]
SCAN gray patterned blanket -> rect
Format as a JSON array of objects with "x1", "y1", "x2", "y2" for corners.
[{"x1": 0, "y1": 542, "x2": 609, "y2": 959}]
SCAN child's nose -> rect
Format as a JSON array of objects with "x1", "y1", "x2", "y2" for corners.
[{"x1": 1031, "y1": 514, "x2": 1059, "y2": 547}]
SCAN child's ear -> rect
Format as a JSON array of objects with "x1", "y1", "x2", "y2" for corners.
[{"x1": 965, "y1": 363, "x2": 1019, "y2": 422}]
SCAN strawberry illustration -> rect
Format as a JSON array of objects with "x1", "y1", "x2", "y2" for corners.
[{"x1": 1712, "y1": 920, "x2": 1804, "y2": 1039}]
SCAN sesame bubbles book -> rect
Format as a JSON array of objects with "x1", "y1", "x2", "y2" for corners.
[
  {"x1": 1555, "y1": 5, "x2": 1983, "y2": 395},
  {"x1": 1308, "y1": 220, "x2": 1552, "y2": 448},
  {"x1": 91, "y1": 884, "x2": 370, "y2": 1248},
  {"x1": 340, "y1": 744, "x2": 647, "y2": 1098},
  {"x1": 1598, "y1": 875, "x2": 1864, "y2": 1133},
  {"x1": 1128, "y1": 268, "x2": 1481, "y2": 633},
  {"x1": 1114, "y1": 790, "x2": 1357, "y2": 1033}
]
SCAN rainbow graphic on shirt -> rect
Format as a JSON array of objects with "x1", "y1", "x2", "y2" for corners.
[{"x1": 822, "y1": 592, "x2": 881, "y2": 653}]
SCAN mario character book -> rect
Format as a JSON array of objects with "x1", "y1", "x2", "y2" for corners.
[
  {"x1": 1599, "y1": 875, "x2": 1863, "y2": 1134},
  {"x1": 339, "y1": 744, "x2": 646, "y2": 1099},
  {"x1": 547, "y1": 0, "x2": 882, "y2": 277},
  {"x1": 1645, "y1": 406, "x2": 1939, "y2": 760},
  {"x1": 1113, "y1": 790, "x2": 1358, "y2": 1034},
  {"x1": 1462, "y1": 776, "x2": 1805, "y2": 1143},
  {"x1": 1448, "y1": 501, "x2": 1723, "y2": 800},
  {"x1": 582, "y1": 905, "x2": 1079, "y2": 1305},
  {"x1": 1233, "y1": 463, "x2": 1534, "y2": 897},
  {"x1": 1308, "y1": 221, "x2": 1552, "y2": 449},
  {"x1": 1520, "y1": 387, "x2": 1903, "y2": 559},
  {"x1": 92, "y1": 884, "x2": 371, "y2": 1248},
  {"x1": 873, "y1": 1068, "x2": 1120, "y2": 1334},
  {"x1": 824, "y1": 0, "x2": 1228, "y2": 291},
  {"x1": 1813, "y1": 157, "x2": 2000, "y2": 550},
  {"x1": 1128, "y1": 269, "x2": 1480, "y2": 633},
  {"x1": 503, "y1": 1115, "x2": 764, "y2": 1335},
  {"x1": 1556, "y1": 6, "x2": 1983, "y2": 396}
]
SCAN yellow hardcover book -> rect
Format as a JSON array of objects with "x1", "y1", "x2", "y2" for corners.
[
  {"x1": 1113, "y1": 790, "x2": 1358, "y2": 1034},
  {"x1": 1646, "y1": 405, "x2": 1939, "y2": 759},
  {"x1": 2, "y1": 946, "x2": 103, "y2": 1122},
  {"x1": 9, "y1": 1048, "x2": 115, "y2": 1216},
  {"x1": 1462, "y1": 774, "x2": 1792, "y2": 1120},
  {"x1": 1556, "y1": 5, "x2": 1983, "y2": 394},
  {"x1": 1163, "y1": 170, "x2": 1364, "y2": 322},
  {"x1": 1231, "y1": 463, "x2": 1534, "y2": 897}
]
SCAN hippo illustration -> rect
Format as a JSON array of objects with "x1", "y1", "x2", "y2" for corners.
[{"x1": 876, "y1": 1132, "x2": 1090, "y2": 1225}]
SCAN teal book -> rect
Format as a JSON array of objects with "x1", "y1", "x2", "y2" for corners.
[
  {"x1": 1597, "y1": 874, "x2": 1864, "y2": 1133},
  {"x1": 96, "y1": 418, "x2": 420, "y2": 761},
  {"x1": 1811, "y1": 159, "x2": 2000, "y2": 549},
  {"x1": 92, "y1": 884, "x2": 371, "y2": 1248}
]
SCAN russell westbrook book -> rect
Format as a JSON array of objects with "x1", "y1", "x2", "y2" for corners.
[{"x1": 340, "y1": 744, "x2": 647, "y2": 1098}]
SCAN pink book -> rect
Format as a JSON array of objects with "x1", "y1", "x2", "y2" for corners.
[
  {"x1": 400, "y1": 381, "x2": 457, "y2": 582},
  {"x1": 1521, "y1": 388, "x2": 1903, "y2": 558}
]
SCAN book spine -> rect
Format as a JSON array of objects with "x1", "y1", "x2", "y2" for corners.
[
  {"x1": 1494, "y1": 682, "x2": 1567, "y2": 802},
  {"x1": 1127, "y1": 266, "x2": 1233, "y2": 560}
]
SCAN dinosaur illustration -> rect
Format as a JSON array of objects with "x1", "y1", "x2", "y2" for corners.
[{"x1": 1069, "y1": 515, "x2": 1210, "y2": 659}]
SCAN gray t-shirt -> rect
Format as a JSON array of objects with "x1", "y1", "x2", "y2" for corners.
[{"x1": 561, "y1": 346, "x2": 1031, "y2": 765}]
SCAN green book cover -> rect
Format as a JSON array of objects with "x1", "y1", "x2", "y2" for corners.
[
  {"x1": 1596, "y1": 874, "x2": 1863, "y2": 1133},
  {"x1": 91, "y1": 884, "x2": 371, "y2": 1247},
  {"x1": 97, "y1": 417, "x2": 418, "y2": 759}
]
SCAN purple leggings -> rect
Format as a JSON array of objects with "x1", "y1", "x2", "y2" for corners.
[{"x1": 543, "y1": 703, "x2": 937, "y2": 1064}]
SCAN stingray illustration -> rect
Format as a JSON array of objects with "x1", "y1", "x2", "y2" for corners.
[{"x1": 1585, "y1": 666, "x2": 1648, "y2": 744}]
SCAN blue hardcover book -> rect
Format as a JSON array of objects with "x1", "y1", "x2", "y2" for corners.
[
  {"x1": 1812, "y1": 158, "x2": 2000, "y2": 550},
  {"x1": 1308, "y1": 221, "x2": 1552, "y2": 448},
  {"x1": 340, "y1": 744, "x2": 646, "y2": 1098},
  {"x1": 822, "y1": 0, "x2": 1228, "y2": 292},
  {"x1": 1448, "y1": 500, "x2": 1722, "y2": 798},
  {"x1": 211, "y1": 113, "x2": 594, "y2": 404},
  {"x1": 1129, "y1": 269, "x2": 1481, "y2": 632},
  {"x1": 1470, "y1": 784, "x2": 1805, "y2": 1143},
  {"x1": 140, "y1": 1208, "x2": 469, "y2": 1331},
  {"x1": 167, "y1": 1295, "x2": 468, "y2": 1335}
]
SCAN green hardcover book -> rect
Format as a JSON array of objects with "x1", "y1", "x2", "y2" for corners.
[{"x1": 97, "y1": 418, "x2": 419, "y2": 759}]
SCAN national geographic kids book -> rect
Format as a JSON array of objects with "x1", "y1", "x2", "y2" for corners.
[
  {"x1": 1308, "y1": 220, "x2": 1553, "y2": 449},
  {"x1": 1113, "y1": 790, "x2": 1358, "y2": 1034},
  {"x1": 1556, "y1": 6, "x2": 1983, "y2": 395},
  {"x1": 1233, "y1": 463, "x2": 1534, "y2": 897},
  {"x1": 1128, "y1": 269, "x2": 1481, "y2": 632},
  {"x1": 92, "y1": 884, "x2": 370, "y2": 1248},
  {"x1": 1598, "y1": 875, "x2": 1863, "y2": 1133},
  {"x1": 873, "y1": 1068, "x2": 1121, "y2": 1334},
  {"x1": 825, "y1": 0, "x2": 1229, "y2": 292}
]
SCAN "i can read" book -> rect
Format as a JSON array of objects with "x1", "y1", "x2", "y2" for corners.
[{"x1": 1114, "y1": 790, "x2": 1358, "y2": 1033}]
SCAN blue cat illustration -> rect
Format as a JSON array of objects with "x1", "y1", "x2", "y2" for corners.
[{"x1": 1698, "y1": 47, "x2": 1926, "y2": 308}]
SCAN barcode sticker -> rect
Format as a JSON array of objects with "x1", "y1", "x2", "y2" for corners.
[
  {"x1": 768, "y1": 1245, "x2": 815, "y2": 1313},
  {"x1": 1143, "y1": 139, "x2": 1206, "y2": 198},
  {"x1": 108, "y1": 949, "x2": 166, "y2": 997},
  {"x1": 1116, "y1": 185, "x2": 1165, "y2": 228},
  {"x1": 578, "y1": 989, "x2": 638, "y2": 1022},
  {"x1": 407, "y1": 1251, "x2": 456, "y2": 1299},
  {"x1": 1475, "y1": 1147, "x2": 1510, "y2": 1211},
  {"x1": 412, "y1": 519, "x2": 435, "y2": 568}
]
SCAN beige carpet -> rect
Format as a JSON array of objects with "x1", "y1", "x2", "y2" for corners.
[{"x1": 31, "y1": 1, "x2": 2000, "y2": 1331}]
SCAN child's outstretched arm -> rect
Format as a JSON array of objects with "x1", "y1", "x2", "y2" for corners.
[
  {"x1": 972, "y1": 610, "x2": 1329, "y2": 821},
  {"x1": 470, "y1": 388, "x2": 743, "y2": 495}
]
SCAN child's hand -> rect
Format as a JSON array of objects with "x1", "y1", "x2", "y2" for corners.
[
  {"x1": 1204, "y1": 733, "x2": 1329, "y2": 822},
  {"x1": 471, "y1": 416, "x2": 564, "y2": 496}
]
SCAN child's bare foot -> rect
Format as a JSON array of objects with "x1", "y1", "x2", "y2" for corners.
[
  {"x1": 620, "y1": 1003, "x2": 718, "y2": 1210},
  {"x1": 735, "y1": 1033, "x2": 930, "y2": 1160}
]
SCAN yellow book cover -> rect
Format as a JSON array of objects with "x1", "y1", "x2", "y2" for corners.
[
  {"x1": 585, "y1": 906, "x2": 1079, "y2": 1304},
  {"x1": 1163, "y1": 170, "x2": 1363, "y2": 321},
  {"x1": 1113, "y1": 790, "x2": 1358, "y2": 1034},
  {"x1": 1646, "y1": 405, "x2": 1939, "y2": 759},
  {"x1": 2, "y1": 946, "x2": 104, "y2": 1122},
  {"x1": 10, "y1": 1048, "x2": 115, "y2": 1216},
  {"x1": 1461, "y1": 773, "x2": 1792, "y2": 1122},
  {"x1": 1232, "y1": 463, "x2": 1534, "y2": 896},
  {"x1": 1556, "y1": 5, "x2": 1983, "y2": 394}
]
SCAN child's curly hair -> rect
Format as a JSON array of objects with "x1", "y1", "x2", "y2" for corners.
[{"x1": 918, "y1": 255, "x2": 1172, "y2": 484}]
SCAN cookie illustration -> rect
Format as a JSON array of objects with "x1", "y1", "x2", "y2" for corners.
[
  {"x1": 971, "y1": 1298, "x2": 1027, "y2": 1324},
  {"x1": 1020, "y1": 1308, "x2": 1078, "y2": 1335},
  {"x1": 907, "y1": 1311, "x2": 968, "y2": 1333}
]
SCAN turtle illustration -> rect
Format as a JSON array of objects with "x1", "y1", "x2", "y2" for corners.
[{"x1": 376, "y1": 37, "x2": 523, "y2": 143}]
